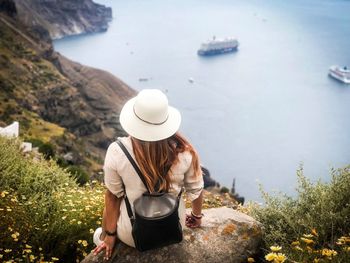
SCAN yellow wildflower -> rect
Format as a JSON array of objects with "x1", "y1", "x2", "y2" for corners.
[
  {"x1": 336, "y1": 239, "x2": 345, "y2": 245},
  {"x1": 291, "y1": 241, "x2": 300, "y2": 246},
  {"x1": 77, "y1": 221, "x2": 82, "y2": 225},
  {"x1": 275, "y1": 253, "x2": 286, "y2": 263},
  {"x1": 344, "y1": 246, "x2": 350, "y2": 252},
  {"x1": 247, "y1": 257, "x2": 255, "y2": 262},
  {"x1": 340, "y1": 236, "x2": 349, "y2": 241},
  {"x1": 82, "y1": 240, "x2": 88, "y2": 247},
  {"x1": 311, "y1": 228, "x2": 318, "y2": 236},
  {"x1": 270, "y1": 246, "x2": 282, "y2": 252},
  {"x1": 39, "y1": 247, "x2": 43, "y2": 251},
  {"x1": 314, "y1": 258, "x2": 320, "y2": 263},
  {"x1": 294, "y1": 246, "x2": 303, "y2": 251},
  {"x1": 303, "y1": 234, "x2": 314, "y2": 238},
  {"x1": 25, "y1": 244, "x2": 32, "y2": 249},
  {"x1": 52, "y1": 257, "x2": 59, "y2": 261},
  {"x1": 11, "y1": 234, "x2": 17, "y2": 239},
  {"x1": 62, "y1": 216, "x2": 67, "y2": 220},
  {"x1": 1, "y1": 192, "x2": 5, "y2": 197},
  {"x1": 6, "y1": 208, "x2": 12, "y2": 212},
  {"x1": 0, "y1": 254, "x2": 3, "y2": 258},
  {"x1": 89, "y1": 229, "x2": 94, "y2": 234},
  {"x1": 321, "y1": 248, "x2": 337, "y2": 257},
  {"x1": 4, "y1": 249, "x2": 12, "y2": 253},
  {"x1": 301, "y1": 237, "x2": 314, "y2": 245},
  {"x1": 23, "y1": 249, "x2": 32, "y2": 253},
  {"x1": 265, "y1": 252, "x2": 277, "y2": 261},
  {"x1": 29, "y1": 255, "x2": 35, "y2": 262}
]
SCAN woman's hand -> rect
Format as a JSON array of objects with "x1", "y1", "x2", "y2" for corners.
[
  {"x1": 185, "y1": 213, "x2": 202, "y2": 228},
  {"x1": 93, "y1": 235, "x2": 117, "y2": 261}
]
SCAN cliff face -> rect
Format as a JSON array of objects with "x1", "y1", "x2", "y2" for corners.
[
  {"x1": 13, "y1": 0, "x2": 112, "y2": 39},
  {"x1": 0, "y1": 4, "x2": 135, "y2": 173}
]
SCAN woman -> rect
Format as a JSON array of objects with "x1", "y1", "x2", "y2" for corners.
[{"x1": 93, "y1": 89, "x2": 204, "y2": 260}]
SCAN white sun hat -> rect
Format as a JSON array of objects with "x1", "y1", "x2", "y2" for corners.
[{"x1": 119, "y1": 89, "x2": 181, "y2": 142}]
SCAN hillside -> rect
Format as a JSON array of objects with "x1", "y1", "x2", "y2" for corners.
[
  {"x1": 13, "y1": 0, "x2": 112, "y2": 39},
  {"x1": 0, "y1": 2, "x2": 136, "y2": 175}
]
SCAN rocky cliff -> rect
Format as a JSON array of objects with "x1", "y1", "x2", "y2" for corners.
[
  {"x1": 13, "y1": 0, "x2": 112, "y2": 39},
  {"x1": 0, "y1": 2, "x2": 135, "y2": 173}
]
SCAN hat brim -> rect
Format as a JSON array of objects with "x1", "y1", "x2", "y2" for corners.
[{"x1": 119, "y1": 97, "x2": 181, "y2": 142}]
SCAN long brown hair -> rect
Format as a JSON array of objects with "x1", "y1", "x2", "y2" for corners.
[{"x1": 130, "y1": 132, "x2": 201, "y2": 193}]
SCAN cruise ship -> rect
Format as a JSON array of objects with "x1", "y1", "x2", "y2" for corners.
[
  {"x1": 329, "y1": 65, "x2": 350, "y2": 84},
  {"x1": 197, "y1": 37, "x2": 239, "y2": 56}
]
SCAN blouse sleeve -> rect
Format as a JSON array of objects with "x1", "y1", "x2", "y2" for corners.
[
  {"x1": 184, "y1": 153, "x2": 204, "y2": 201},
  {"x1": 103, "y1": 142, "x2": 125, "y2": 198}
]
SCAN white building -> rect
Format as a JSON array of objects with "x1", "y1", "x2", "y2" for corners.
[
  {"x1": 0, "y1": 121, "x2": 19, "y2": 137},
  {"x1": 0, "y1": 121, "x2": 32, "y2": 152}
]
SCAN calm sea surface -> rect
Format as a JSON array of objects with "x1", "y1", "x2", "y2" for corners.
[{"x1": 54, "y1": 0, "x2": 350, "y2": 201}]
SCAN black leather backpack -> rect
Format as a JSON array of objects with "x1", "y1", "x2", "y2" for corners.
[{"x1": 117, "y1": 140, "x2": 183, "y2": 252}]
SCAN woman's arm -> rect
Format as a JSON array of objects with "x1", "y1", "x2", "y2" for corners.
[
  {"x1": 183, "y1": 153, "x2": 204, "y2": 228},
  {"x1": 103, "y1": 189, "x2": 122, "y2": 235},
  {"x1": 93, "y1": 189, "x2": 122, "y2": 260},
  {"x1": 191, "y1": 190, "x2": 203, "y2": 216},
  {"x1": 186, "y1": 190, "x2": 203, "y2": 228}
]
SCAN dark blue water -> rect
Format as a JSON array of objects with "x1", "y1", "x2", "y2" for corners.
[{"x1": 54, "y1": 0, "x2": 350, "y2": 201}]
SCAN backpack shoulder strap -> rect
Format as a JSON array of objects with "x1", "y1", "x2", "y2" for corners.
[{"x1": 116, "y1": 139, "x2": 150, "y2": 192}]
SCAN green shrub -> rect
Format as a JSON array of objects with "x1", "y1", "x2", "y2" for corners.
[
  {"x1": 66, "y1": 165, "x2": 89, "y2": 186},
  {"x1": 27, "y1": 138, "x2": 55, "y2": 159},
  {"x1": 0, "y1": 137, "x2": 104, "y2": 262},
  {"x1": 38, "y1": 142, "x2": 55, "y2": 159},
  {"x1": 220, "y1": 186, "x2": 229, "y2": 193},
  {"x1": 250, "y1": 166, "x2": 350, "y2": 262}
]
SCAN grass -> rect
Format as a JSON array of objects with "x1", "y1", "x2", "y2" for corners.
[{"x1": 24, "y1": 113, "x2": 65, "y2": 142}]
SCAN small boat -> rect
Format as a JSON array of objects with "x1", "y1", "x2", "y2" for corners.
[
  {"x1": 188, "y1": 77, "x2": 194, "y2": 83},
  {"x1": 329, "y1": 65, "x2": 350, "y2": 84},
  {"x1": 138, "y1": 78, "x2": 149, "y2": 82},
  {"x1": 198, "y1": 36, "x2": 239, "y2": 56}
]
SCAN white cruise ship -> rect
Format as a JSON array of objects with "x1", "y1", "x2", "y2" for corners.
[
  {"x1": 197, "y1": 37, "x2": 239, "y2": 56},
  {"x1": 329, "y1": 65, "x2": 350, "y2": 84}
]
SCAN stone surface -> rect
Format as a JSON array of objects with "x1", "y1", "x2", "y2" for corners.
[{"x1": 82, "y1": 207, "x2": 262, "y2": 263}]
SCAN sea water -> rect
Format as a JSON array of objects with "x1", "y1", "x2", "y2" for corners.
[{"x1": 54, "y1": 0, "x2": 350, "y2": 201}]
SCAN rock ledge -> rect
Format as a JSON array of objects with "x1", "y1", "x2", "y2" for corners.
[{"x1": 82, "y1": 207, "x2": 262, "y2": 263}]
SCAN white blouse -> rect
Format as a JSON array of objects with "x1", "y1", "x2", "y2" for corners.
[{"x1": 103, "y1": 136, "x2": 204, "y2": 247}]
